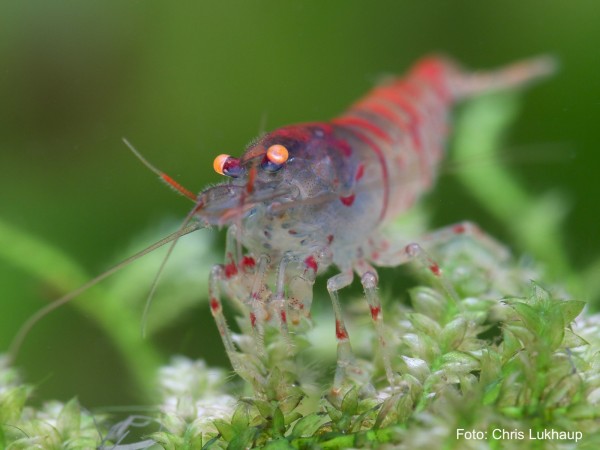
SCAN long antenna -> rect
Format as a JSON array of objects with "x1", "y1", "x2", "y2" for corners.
[
  {"x1": 140, "y1": 201, "x2": 204, "y2": 337},
  {"x1": 123, "y1": 138, "x2": 197, "y2": 202},
  {"x1": 121, "y1": 137, "x2": 207, "y2": 337},
  {"x1": 8, "y1": 221, "x2": 203, "y2": 362}
]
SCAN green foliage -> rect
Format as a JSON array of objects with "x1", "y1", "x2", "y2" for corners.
[
  {"x1": 2, "y1": 232, "x2": 599, "y2": 448},
  {"x1": 0, "y1": 362, "x2": 112, "y2": 449},
  {"x1": 145, "y1": 247, "x2": 599, "y2": 449}
]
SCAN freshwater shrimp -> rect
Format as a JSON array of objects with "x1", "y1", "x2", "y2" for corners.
[{"x1": 10, "y1": 55, "x2": 555, "y2": 393}]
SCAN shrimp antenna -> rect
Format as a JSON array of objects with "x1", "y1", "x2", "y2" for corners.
[
  {"x1": 122, "y1": 138, "x2": 206, "y2": 337},
  {"x1": 8, "y1": 221, "x2": 203, "y2": 363},
  {"x1": 123, "y1": 138, "x2": 197, "y2": 202},
  {"x1": 140, "y1": 201, "x2": 203, "y2": 337}
]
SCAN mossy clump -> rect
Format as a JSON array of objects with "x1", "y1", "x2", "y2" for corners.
[{"x1": 150, "y1": 236, "x2": 600, "y2": 449}]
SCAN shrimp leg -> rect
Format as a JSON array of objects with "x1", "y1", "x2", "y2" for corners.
[
  {"x1": 208, "y1": 264, "x2": 266, "y2": 388},
  {"x1": 326, "y1": 270, "x2": 356, "y2": 390},
  {"x1": 326, "y1": 268, "x2": 377, "y2": 394},
  {"x1": 353, "y1": 261, "x2": 396, "y2": 387},
  {"x1": 372, "y1": 221, "x2": 509, "y2": 270},
  {"x1": 271, "y1": 254, "x2": 296, "y2": 350},
  {"x1": 418, "y1": 221, "x2": 510, "y2": 261}
]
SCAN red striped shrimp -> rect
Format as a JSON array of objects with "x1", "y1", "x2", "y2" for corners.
[
  {"x1": 200, "y1": 55, "x2": 554, "y2": 391},
  {"x1": 10, "y1": 55, "x2": 554, "y2": 394}
]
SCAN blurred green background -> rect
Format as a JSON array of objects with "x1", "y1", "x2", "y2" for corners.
[{"x1": 1, "y1": 1, "x2": 599, "y2": 409}]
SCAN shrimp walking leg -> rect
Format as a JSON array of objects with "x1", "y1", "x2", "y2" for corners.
[
  {"x1": 246, "y1": 255, "x2": 270, "y2": 358},
  {"x1": 270, "y1": 255, "x2": 294, "y2": 350},
  {"x1": 418, "y1": 221, "x2": 510, "y2": 261},
  {"x1": 371, "y1": 240, "x2": 460, "y2": 304},
  {"x1": 208, "y1": 264, "x2": 266, "y2": 388},
  {"x1": 370, "y1": 221, "x2": 509, "y2": 303},
  {"x1": 354, "y1": 261, "x2": 396, "y2": 386},
  {"x1": 326, "y1": 269, "x2": 367, "y2": 392},
  {"x1": 222, "y1": 234, "x2": 272, "y2": 359}
]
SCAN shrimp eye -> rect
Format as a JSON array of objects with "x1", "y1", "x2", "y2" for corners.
[
  {"x1": 266, "y1": 144, "x2": 289, "y2": 164},
  {"x1": 262, "y1": 144, "x2": 289, "y2": 172},
  {"x1": 213, "y1": 154, "x2": 242, "y2": 178}
]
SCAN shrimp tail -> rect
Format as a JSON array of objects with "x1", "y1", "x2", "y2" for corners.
[
  {"x1": 449, "y1": 55, "x2": 557, "y2": 99},
  {"x1": 406, "y1": 54, "x2": 556, "y2": 104}
]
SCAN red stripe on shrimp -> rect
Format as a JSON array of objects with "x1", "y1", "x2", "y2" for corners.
[
  {"x1": 332, "y1": 116, "x2": 394, "y2": 145},
  {"x1": 410, "y1": 57, "x2": 452, "y2": 102},
  {"x1": 332, "y1": 124, "x2": 390, "y2": 223},
  {"x1": 353, "y1": 98, "x2": 411, "y2": 134},
  {"x1": 373, "y1": 86, "x2": 423, "y2": 151},
  {"x1": 370, "y1": 84, "x2": 436, "y2": 184},
  {"x1": 347, "y1": 99, "x2": 420, "y2": 175}
]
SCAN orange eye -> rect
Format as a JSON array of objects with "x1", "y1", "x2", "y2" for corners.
[
  {"x1": 266, "y1": 144, "x2": 289, "y2": 165},
  {"x1": 213, "y1": 154, "x2": 231, "y2": 175},
  {"x1": 213, "y1": 154, "x2": 242, "y2": 178}
]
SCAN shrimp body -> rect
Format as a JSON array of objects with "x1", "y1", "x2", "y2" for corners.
[
  {"x1": 172, "y1": 55, "x2": 557, "y2": 390},
  {"x1": 199, "y1": 56, "x2": 553, "y2": 273},
  {"x1": 195, "y1": 55, "x2": 556, "y2": 389},
  {"x1": 197, "y1": 56, "x2": 555, "y2": 389}
]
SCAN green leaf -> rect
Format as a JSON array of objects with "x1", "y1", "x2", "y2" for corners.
[
  {"x1": 272, "y1": 407, "x2": 286, "y2": 437},
  {"x1": 263, "y1": 437, "x2": 295, "y2": 450},
  {"x1": 213, "y1": 419, "x2": 234, "y2": 442},
  {"x1": 279, "y1": 394, "x2": 303, "y2": 414},
  {"x1": 531, "y1": 282, "x2": 551, "y2": 302},
  {"x1": 483, "y1": 379, "x2": 502, "y2": 405},
  {"x1": 284, "y1": 411, "x2": 302, "y2": 426},
  {"x1": 511, "y1": 302, "x2": 540, "y2": 332},
  {"x1": 408, "y1": 313, "x2": 442, "y2": 337},
  {"x1": 290, "y1": 413, "x2": 326, "y2": 438},
  {"x1": 399, "y1": 356, "x2": 430, "y2": 382},
  {"x1": 567, "y1": 403, "x2": 600, "y2": 420},
  {"x1": 545, "y1": 375, "x2": 581, "y2": 406},
  {"x1": 183, "y1": 427, "x2": 204, "y2": 449},
  {"x1": 0, "y1": 386, "x2": 28, "y2": 422},
  {"x1": 230, "y1": 403, "x2": 250, "y2": 432},
  {"x1": 440, "y1": 317, "x2": 468, "y2": 351},
  {"x1": 341, "y1": 387, "x2": 358, "y2": 416},
  {"x1": 57, "y1": 398, "x2": 81, "y2": 435},
  {"x1": 374, "y1": 394, "x2": 401, "y2": 429},
  {"x1": 202, "y1": 435, "x2": 222, "y2": 450},
  {"x1": 227, "y1": 427, "x2": 258, "y2": 450},
  {"x1": 410, "y1": 287, "x2": 445, "y2": 321},
  {"x1": 501, "y1": 325, "x2": 523, "y2": 358},
  {"x1": 250, "y1": 399, "x2": 273, "y2": 419},
  {"x1": 557, "y1": 300, "x2": 586, "y2": 324},
  {"x1": 562, "y1": 329, "x2": 588, "y2": 348},
  {"x1": 151, "y1": 432, "x2": 183, "y2": 449},
  {"x1": 325, "y1": 405, "x2": 342, "y2": 423},
  {"x1": 501, "y1": 406, "x2": 524, "y2": 419}
]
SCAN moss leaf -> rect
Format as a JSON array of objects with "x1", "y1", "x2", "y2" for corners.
[
  {"x1": 290, "y1": 413, "x2": 326, "y2": 438},
  {"x1": 57, "y1": 398, "x2": 81, "y2": 436}
]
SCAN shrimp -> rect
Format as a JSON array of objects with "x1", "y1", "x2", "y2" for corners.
[
  {"x1": 200, "y1": 55, "x2": 555, "y2": 391},
  {"x1": 10, "y1": 55, "x2": 555, "y2": 394}
]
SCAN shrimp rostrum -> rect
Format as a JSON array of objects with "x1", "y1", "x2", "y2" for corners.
[{"x1": 193, "y1": 55, "x2": 555, "y2": 391}]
